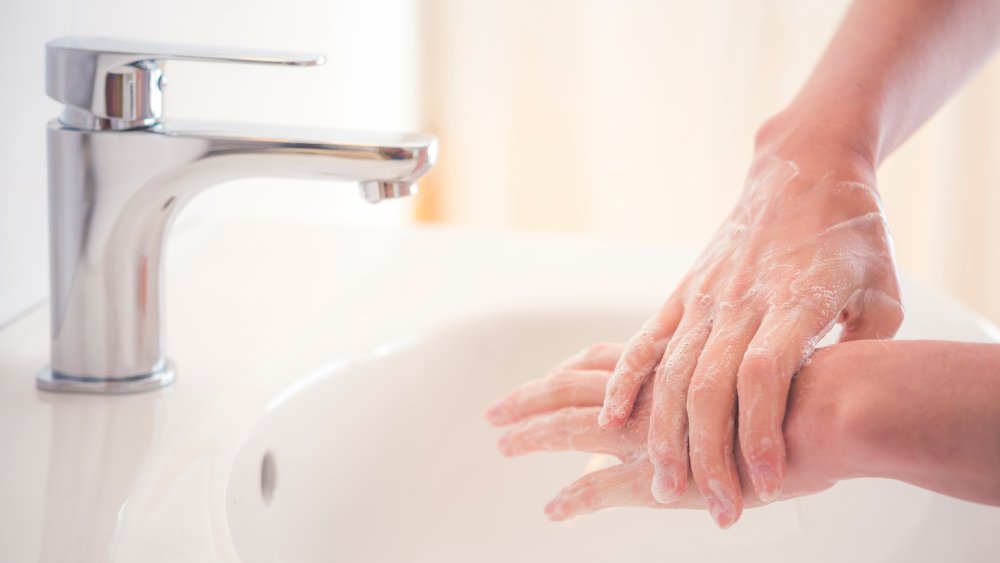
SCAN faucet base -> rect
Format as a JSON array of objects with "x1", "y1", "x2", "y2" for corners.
[{"x1": 36, "y1": 361, "x2": 176, "y2": 394}]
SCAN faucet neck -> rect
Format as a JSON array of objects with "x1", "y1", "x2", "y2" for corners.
[{"x1": 39, "y1": 118, "x2": 435, "y2": 393}]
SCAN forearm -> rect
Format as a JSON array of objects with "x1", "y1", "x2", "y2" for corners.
[
  {"x1": 758, "y1": 0, "x2": 1000, "y2": 169},
  {"x1": 488, "y1": 339, "x2": 1000, "y2": 521},
  {"x1": 806, "y1": 340, "x2": 1000, "y2": 505}
]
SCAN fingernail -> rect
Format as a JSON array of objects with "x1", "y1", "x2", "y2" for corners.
[
  {"x1": 708, "y1": 496, "x2": 736, "y2": 529},
  {"x1": 651, "y1": 467, "x2": 681, "y2": 504},
  {"x1": 497, "y1": 433, "x2": 513, "y2": 456},
  {"x1": 597, "y1": 406, "x2": 612, "y2": 427},
  {"x1": 752, "y1": 464, "x2": 781, "y2": 503},
  {"x1": 599, "y1": 401, "x2": 626, "y2": 428},
  {"x1": 544, "y1": 499, "x2": 567, "y2": 521},
  {"x1": 485, "y1": 401, "x2": 510, "y2": 425}
]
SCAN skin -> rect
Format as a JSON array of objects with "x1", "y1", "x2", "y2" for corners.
[
  {"x1": 598, "y1": 0, "x2": 1000, "y2": 527},
  {"x1": 486, "y1": 340, "x2": 1000, "y2": 522}
]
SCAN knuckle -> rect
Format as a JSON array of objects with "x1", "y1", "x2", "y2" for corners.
[
  {"x1": 685, "y1": 279, "x2": 715, "y2": 301},
  {"x1": 579, "y1": 479, "x2": 600, "y2": 510},
  {"x1": 736, "y1": 356, "x2": 787, "y2": 401},
  {"x1": 686, "y1": 433, "x2": 713, "y2": 466},
  {"x1": 661, "y1": 370, "x2": 687, "y2": 398},
  {"x1": 649, "y1": 440, "x2": 680, "y2": 466},
  {"x1": 722, "y1": 276, "x2": 756, "y2": 304},
  {"x1": 651, "y1": 360, "x2": 671, "y2": 386},
  {"x1": 660, "y1": 338, "x2": 700, "y2": 377},
  {"x1": 629, "y1": 323, "x2": 664, "y2": 347},
  {"x1": 738, "y1": 352, "x2": 781, "y2": 382},
  {"x1": 688, "y1": 426, "x2": 729, "y2": 469},
  {"x1": 882, "y1": 300, "x2": 905, "y2": 330},
  {"x1": 617, "y1": 356, "x2": 646, "y2": 383},
  {"x1": 607, "y1": 370, "x2": 637, "y2": 397},
  {"x1": 891, "y1": 306, "x2": 905, "y2": 327},
  {"x1": 689, "y1": 454, "x2": 722, "y2": 483},
  {"x1": 686, "y1": 377, "x2": 721, "y2": 409},
  {"x1": 612, "y1": 373, "x2": 642, "y2": 396},
  {"x1": 740, "y1": 430, "x2": 779, "y2": 464}
]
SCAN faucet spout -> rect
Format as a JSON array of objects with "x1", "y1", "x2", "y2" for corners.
[
  {"x1": 361, "y1": 181, "x2": 419, "y2": 203},
  {"x1": 156, "y1": 120, "x2": 437, "y2": 191},
  {"x1": 38, "y1": 36, "x2": 438, "y2": 393},
  {"x1": 38, "y1": 119, "x2": 436, "y2": 393}
]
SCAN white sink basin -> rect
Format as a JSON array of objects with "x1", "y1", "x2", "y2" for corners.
[{"x1": 1, "y1": 219, "x2": 998, "y2": 562}]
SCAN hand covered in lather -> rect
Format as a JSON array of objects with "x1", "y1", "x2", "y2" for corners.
[
  {"x1": 486, "y1": 341, "x2": 847, "y2": 522},
  {"x1": 596, "y1": 155, "x2": 902, "y2": 526}
]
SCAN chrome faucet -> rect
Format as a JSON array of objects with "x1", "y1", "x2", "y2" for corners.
[{"x1": 37, "y1": 36, "x2": 437, "y2": 394}]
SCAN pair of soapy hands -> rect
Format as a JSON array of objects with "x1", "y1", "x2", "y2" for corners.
[{"x1": 486, "y1": 155, "x2": 904, "y2": 528}]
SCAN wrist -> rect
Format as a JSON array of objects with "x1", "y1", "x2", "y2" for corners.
[
  {"x1": 753, "y1": 103, "x2": 882, "y2": 180},
  {"x1": 809, "y1": 341, "x2": 907, "y2": 482},
  {"x1": 787, "y1": 345, "x2": 878, "y2": 485}
]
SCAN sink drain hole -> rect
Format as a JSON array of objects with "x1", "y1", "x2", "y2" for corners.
[{"x1": 261, "y1": 451, "x2": 277, "y2": 505}]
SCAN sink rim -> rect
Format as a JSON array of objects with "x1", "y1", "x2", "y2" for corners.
[{"x1": 1, "y1": 221, "x2": 997, "y2": 562}]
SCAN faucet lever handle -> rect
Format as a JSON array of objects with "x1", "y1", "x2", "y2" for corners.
[{"x1": 46, "y1": 36, "x2": 325, "y2": 130}]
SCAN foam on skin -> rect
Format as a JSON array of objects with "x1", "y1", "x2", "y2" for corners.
[{"x1": 597, "y1": 155, "x2": 904, "y2": 526}]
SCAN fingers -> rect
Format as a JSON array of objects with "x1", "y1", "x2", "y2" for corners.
[
  {"x1": 838, "y1": 287, "x2": 905, "y2": 342},
  {"x1": 685, "y1": 316, "x2": 759, "y2": 528},
  {"x1": 487, "y1": 341, "x2": 623, "y2": 426},
  {"x1": 600, "y1": 298, "x2": 683, "y2": 428},
  {"x1": 544, "y1": 461, "x2": 659, "y2": 521},
  {"x1": 647, "y1": 313, "x2": 713, "y2": 505},
  {"x1": 736, "y1": 308, "x2": 827, "y2": 504},
  {"x1": 555, "y1": 342, "x2": 626, "y2": 372},
  {"x1": 486, "y1": 370, "x2": 609, "y2": 426},
  {"x1": 498, "y1": 407, "x2": 629, "y2": 458}
]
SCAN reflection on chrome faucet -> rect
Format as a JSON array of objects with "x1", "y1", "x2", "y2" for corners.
[{"x1": 37, "y1": 37, "x2": 437, "y2": 394}]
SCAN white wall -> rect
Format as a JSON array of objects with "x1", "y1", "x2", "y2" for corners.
[
  {"x1": 0, "y1": 1, "x2": 63, "y2": 327},
  {"x1": 0, "y1": 0, "x2": 421, "y2": 326}
]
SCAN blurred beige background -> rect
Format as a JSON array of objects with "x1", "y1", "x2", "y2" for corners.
[
  {"x1": 2, "y1": 0, "x2": 998, "y2": 329},
  {"x1": 416, "y1": 0, "x2": 1000, "y2": 326}
]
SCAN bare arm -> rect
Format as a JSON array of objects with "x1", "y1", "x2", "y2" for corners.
[
  {"x1": 829, "y1": 340, "x2": 1000, "y2": 504},
  {"x1": 487, "y1": 339, "x2": 1000, "y2": 521},
  {"x1": 599, "y1": 0, "x2": 1000, "y2": 528},
  {"x1": 761, "y1": 0, "x2": 1000, "y2": 167}
]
